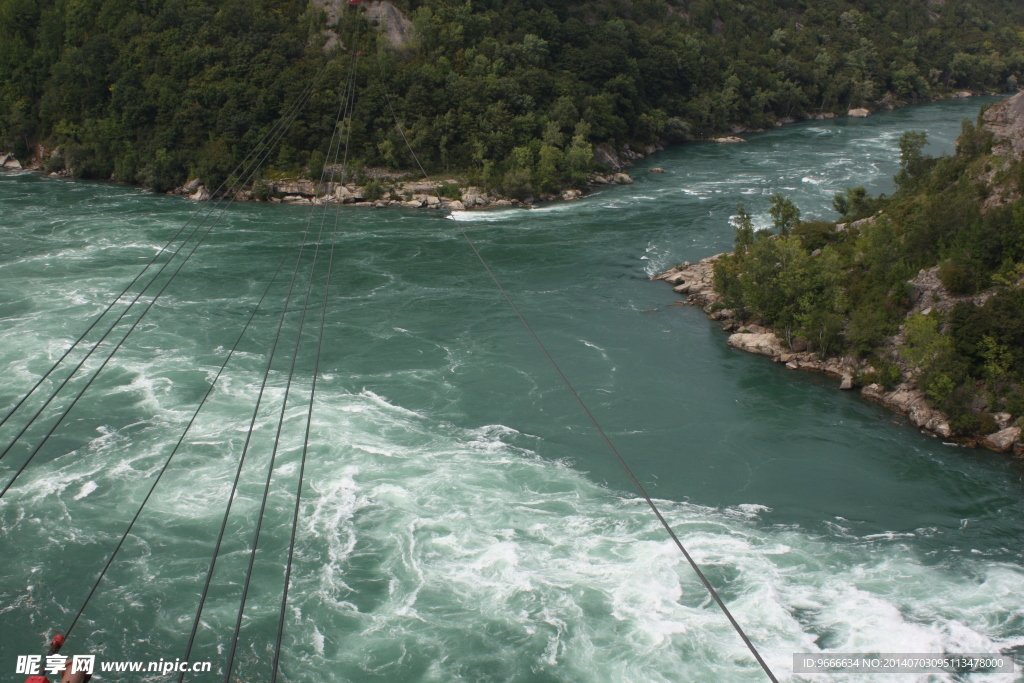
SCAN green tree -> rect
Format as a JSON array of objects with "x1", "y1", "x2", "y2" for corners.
[
  {"x1": 895, "y1": 131, "x2": 930, "y2": 191},
  {"x1": 769, "y1": 194, "x2": 800, "y2": 235},
  {"x1": 734, "y1": 203, "x2": 755, "y2": 251}
]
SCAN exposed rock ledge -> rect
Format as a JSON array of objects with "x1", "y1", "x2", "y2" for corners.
[
  {"x1": 982, "y1": 90, "x2": 1024, "y2": 159},
  {"x1": 654, "y1": 256, "x2": 1024, "y2": 454},
  {"x1": 168, "y1": 172, "x2": 634, "y2": 210},
  {"x1": 0, "y1": 152, "x2": 23, "y2": 169}
]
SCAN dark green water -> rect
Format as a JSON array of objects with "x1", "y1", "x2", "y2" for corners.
[{"x1": 2, "y1": 98, "x2": 1024, "y2": 682}]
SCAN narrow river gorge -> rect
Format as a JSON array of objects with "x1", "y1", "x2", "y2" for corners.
[{"x1": 1, "y1": 97, "x2": 1023, "y2": 682}]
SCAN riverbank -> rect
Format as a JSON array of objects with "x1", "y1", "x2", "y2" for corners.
[
  {"x1": 6, "y1": 97, "x2": 1024, "y2": 672},
  {"x1": 650, "y1": 91, "x2": 1024, "y2": 458},
  {"x1": 163, "y1": 171, "x2": 637, "y2": 211},
  {"x1": 655, "y1": 254, "x2": 1024, "y2": 456},
  {"x1": 3, "y1": 91, "x2": 1002, "y2": 212}
]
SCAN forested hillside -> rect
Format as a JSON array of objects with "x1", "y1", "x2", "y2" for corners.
[{"x1": 3, "y1": 0, "x2": 1024, "y2": 194}]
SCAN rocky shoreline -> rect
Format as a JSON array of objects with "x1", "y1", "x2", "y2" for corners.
[
  {"x1": 164, "y1": 171, "x2": 636, "y2": 211},
  {"x1": 3, "y1": 89, "x2": 999, "y2": 209},
  {"x1": 655, "y1": 256, "x2": 1024, "y2": 456}
]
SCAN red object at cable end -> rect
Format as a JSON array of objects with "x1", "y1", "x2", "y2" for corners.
[
  {"x1": 52, "y1": 635, "x2": 64, "y2": 648},
  {"x1": 24, "y1": 676, "x2": 50, "y2": 683}
]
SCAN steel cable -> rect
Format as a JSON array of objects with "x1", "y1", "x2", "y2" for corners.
[
  {"x1": 0, "y1": 62, "x2": 330, "y2": 434},
  {"x1": 61, "y1": 241, "x2": 299, "y2": 640},
  {"x1": 375, "y1": 56, "x2": 781, "y2": 683},
  {"x1": 0, "y1": 68, "x2": 327, "y2": 471},
  {"x1": 177, "y1": 48, "x2": 359, "y2": 683},
  {"x1": 221, "y1": 49, "x2": 360, "y2": 683},
  {"x1": 269, "y1": 50, "x2": 359, "y2": 683},
  {"x1": 175, "y1": 190, "x2": 315, "y2": 680},
  {"x1": 0, "y1": 84, "x2": 321, "y2": 498}
]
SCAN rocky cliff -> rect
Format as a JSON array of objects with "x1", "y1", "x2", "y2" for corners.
[
  {"x1": 982, "y1": 91, "x2": 1024, "y2": 158},
  {"x1": 313, "y1": 0, "x2": 414, "y2": 51}
]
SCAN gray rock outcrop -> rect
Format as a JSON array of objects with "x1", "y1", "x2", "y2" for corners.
[
  {"x1": 982, "y1": 91, "x2": 1024, "y2": 158},
  {"x1": 363, "y1": 1, "x2": 414, "y2": 49},
  {"x1": 189, "y1": 186, "x2": 211, "y2": 202},
  {"x1": 906, "y1": 265, "x2": 994, "y2": 316},
  {"x1": 982, "y1": 426, "x2": 1022, "y2": 453},
  {"x1": 314, "y1": 0, "x2": 413, "y2": 51},
  {"x1": 861, "y1": 383, "x2": 952, "y2": 436},
  {"x1": 655, "y1": 255, "x2": 960, "y2": 443},
  {"x1": 728, "y1": 333, "x2": 786, "y2": 358}
]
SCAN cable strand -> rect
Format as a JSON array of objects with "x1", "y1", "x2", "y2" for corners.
[
  {"x1": 374, "y1": 53, "x2": 780, "y2": 683},
  {"x1": 0, "y1": 62, "x2": 329, "y2": 433},
  {"x1": 0, "y1": 102, "x2": 312, "y2": 498},
  {"x1": 222, "y1": 46, "x2": 360, "y2": 683},
  {"x1": 269, "y1": 49, "x2": 359, "y2": 683},
  {"x1": 62, "y1": 241, "x2": 298, "y2": 639},
  {"x1": 0, "y1": 69, "x2": 325, "y2": 471},
  {"x1": 178, "y1": 44, "x2": 358, "y2": 682}
]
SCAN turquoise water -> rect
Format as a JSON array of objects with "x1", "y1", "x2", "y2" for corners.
[{"x1": 2, "y1": 99, "x2": 1024, "y2": 682}]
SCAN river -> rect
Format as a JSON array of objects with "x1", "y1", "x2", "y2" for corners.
[{"x1": 2, "y1": 98, "x2": 1023, "y2": 682}]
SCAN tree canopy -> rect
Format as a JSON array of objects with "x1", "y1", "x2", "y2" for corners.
[
  {"x1": 3, "y1": 0, "x2": 1024, "y2": 192},
  {"x1": 715, "y1": 109, "x2": 1024, "y2": 437}
]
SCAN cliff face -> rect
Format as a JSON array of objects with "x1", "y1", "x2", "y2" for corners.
[
  {"x1": 314, "y1": 0, "x2": 414, "y2": 51},
  {"x1": 982, "y1": 91, "x2": 1024, "y2": 158}
]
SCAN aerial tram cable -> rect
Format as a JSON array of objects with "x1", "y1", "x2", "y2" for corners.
[
  {"x1": 59, "y1": 240, "x2": 299, "y2": 641},
  {"x1": 222, "y1": 154, "x2": 329, "y2": 683},
  {"x1": 211, "y1": 49, "x2": 361, "y2": 683},
  {"x1": 0, "y1": 63, "x2": 330, "y2": 435},
  {"x1": 46, "y1": 40, "x2": 354, "y2": 662},
  {"x1": 176, "y1": 51, "x2": 361, "y2": 681},
  {"x1": 9, "y1": 26, "x2": 355, "y2": 678},
  {"x1": 0, "y1": 89, "x2": 321, "y2": 499},
  {"x1": 0, "y1": 73, "x2": 326, "y2": 474},
  {"x1": 175, "y1": 184, "x2": 316, "y2": 680},
  {"x1": 374, "y1": 57, "x2": 781, "y2": 683},
  {"x1": 270, "y1": 51, "x2": 359, "y2": 683}
]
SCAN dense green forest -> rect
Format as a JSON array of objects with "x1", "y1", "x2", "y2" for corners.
[
  {"x1": 2, "y1": 0, "x2": 1024, "y2": 195},
  {"x1": 714, "y1": 110, "x2": 1024, "y2": 437}
]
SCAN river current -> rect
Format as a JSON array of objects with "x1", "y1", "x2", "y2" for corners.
[{"x1": 2, "y1": 98, "x2": 1023, "y2": 682}]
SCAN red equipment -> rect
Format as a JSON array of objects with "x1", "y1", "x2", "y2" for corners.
[{"x1": 22, "y1": 635, "x2": 64, "y2": 683}]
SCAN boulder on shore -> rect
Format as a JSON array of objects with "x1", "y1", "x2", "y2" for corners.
[
  {"x1": 982, "y1": 427, "x2": 1021, "y2": 453},
  {"x1": 189, "y1": 186, "x2": 211, "y2": 202},
  {"x1": 727, "y1": 332, "x2": 786, "y2": 359},
  {"x1": 861, "y1": 382, "x2": 952, "y2": 436},
  {"x1": 847, "y1": 108, "x2": 871, "y2": 118}
]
